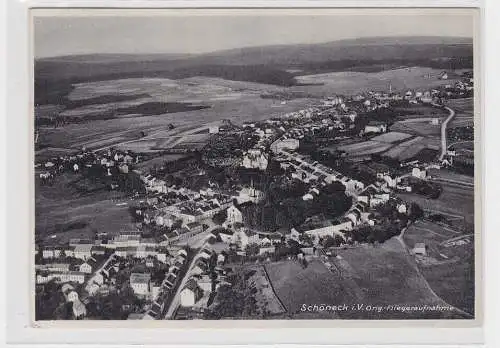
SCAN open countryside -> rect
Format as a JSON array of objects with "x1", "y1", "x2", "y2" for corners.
[{"x1": 34, "y1": 24, "x2": 477, "y2": 321}]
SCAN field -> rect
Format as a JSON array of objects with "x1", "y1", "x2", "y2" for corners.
[
  {"x1": 392, "y1": 104, "x2": 449, "y2": 120},
  {"x1": 403, "y1": 220, "x2": 474, "y2": 315},
  {"x1": 246, "y1": 266, "x2": 286, "y2": 316},
  {"x1": 398, "y1": 174, "x2": 475, "y2": 225},
  {"x1": 337, "y1": 141, "x2": 393, "y2": 158},
  {"x1": 382, "y1": 136, "x2": 440, "y2": 161},
  {"x1": 370, "y1": 132, "x2": 412, "y2": 143},
  {"x1": 335, "y1": 132, "x2": 438, "y2": 162},
  {"x1": 446, "y1": 97, "x2": 474, "y2": 127},
  {"x1": 36, "y1": 68, "x2": 462, "y2": 153},
  {"x1": 35, "y1": 172, "x2": 138, "y2": 244},
  {"x1": 294, "y1": 67, "x2": 461, "y2": 97},
  {"x1": 134, "y1": 154, "x2": 191, "y2": 170},
  {"x1": 265, "y1": 260, "x2": 346, "y2": 319},
  {"x1": 36, "y1": 77, "x2": 316, "y2": 152},
  {"x1": 265, "y1": 238, "x2": 469, "y2": 319},
  {"x1": 390, "y1": 119, "x2": 442, "y2": 137}
]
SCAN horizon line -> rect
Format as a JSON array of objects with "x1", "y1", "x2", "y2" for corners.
[{"x1": 35, "y1": 34, "x2": 473, "y2": 60}]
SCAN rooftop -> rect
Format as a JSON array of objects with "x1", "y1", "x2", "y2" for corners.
[{"x1": 130, "y1": 273, "x2": 151, "y2": 284}]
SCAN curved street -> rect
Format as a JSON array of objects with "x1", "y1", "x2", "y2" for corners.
[{"x1": 435, "y1": 104, "x2": 456, "y2": 161}]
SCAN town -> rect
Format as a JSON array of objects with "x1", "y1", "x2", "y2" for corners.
[{"x1": 35, "y1": 70, "x2": 475, "y2": 320}]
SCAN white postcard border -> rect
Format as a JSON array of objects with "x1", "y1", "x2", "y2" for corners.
[{"x1": 5, "y1": 0, "x2": 490, "y2": 346}]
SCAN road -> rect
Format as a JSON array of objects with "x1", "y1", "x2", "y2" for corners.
[
  {"x1": 434, "y1": 103, "x2": 456, "y2": 161},
  {"x1": 83, "y1": 252, "x2": 116, "y2": 295},
  {"x1": 164, "y1": 250, "x2": 200, "y2": 319},
  {"x1": 164, "y1": 221, "x2": 220, "y2": 319}
]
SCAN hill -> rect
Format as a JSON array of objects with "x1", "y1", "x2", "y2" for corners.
[{"x1": 34, "y1": 36, "x2": 473, "y2": 105}]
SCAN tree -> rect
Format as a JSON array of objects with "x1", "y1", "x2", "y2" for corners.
[
  {"x1": 409, "y1": 202, "x2": 424, "y2": 221},
  {"x1": 212, "y1": 209, "x2": 228, "y2": 225},
  {"x1": 245, "y1": 243, "x2": 260, "y2": 257}
]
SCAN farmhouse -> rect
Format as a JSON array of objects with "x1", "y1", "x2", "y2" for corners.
[{"x1": 413, "y1": 243, "x2": 427, "y2": 256}]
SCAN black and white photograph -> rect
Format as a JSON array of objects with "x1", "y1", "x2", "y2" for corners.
[{"x1": 32, "y1": 8, "x2": 479, "y2": 321}]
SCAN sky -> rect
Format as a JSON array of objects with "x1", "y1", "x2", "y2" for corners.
[{"x1": 33, "y1": 10, "x2": 475, "y2": 58}]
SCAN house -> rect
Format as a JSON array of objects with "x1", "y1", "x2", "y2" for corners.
[
  {"x1": 35, "y1": 263, "x2": 70, "y2": 272},
  {"x1": 185, "y1": 222, "x2": 203, "y2": 235},
  {"x1": 115, "y1": 246, "x2": 136, "y2": 258},
  {"x1": 346, "y1": 209, "x2": 362, "y2": 225},
  {"x1": 177, "y1": 248, "x2": 188, "y2": 258},
  {"x1": 91, "y1": 246, "x2": 106, "y2": 256},
  {"x1": 304, "y1": 221, "x2": 352, "y2": 239},
  {"x1": 412, "y1": 167, "x2": 427, "y2": 179},
  {"x1": 72, "y1": 299, "x2": 87, "y2": 319},
  {"x1": 130, "y1": 273, "x2": 151, "y2": 296},
  {"x1": 259, "y1": 245, "x2": 276, "y2": 256},
  {"x1": 135, "y1": 245, "x2": 157, "y2": 259},
  {"x1": 226, "y1": 205, "x2": 243, "y2": 225},
  {"x1": 197, "y1": 248, "x2": 212, "y2": 260},
  {"x1": 237, "y1": 186, "x2": 263, "y2": 204},
  {"x1": 259, "y1": 237, "x2": 271, "y2": 246},
  {"x1": 74, "y1": 245, "x2": 93, "y2": 260},
  {"x1": 209, "y1": 125, "x2": 220, "y2": 134},
  {"x1": 302, "y1": 193, "x2": 314, "y2": 201},
  {"x1": 288, "y1": 228, "x2": 301, "y2": 242},
  {"x1": 397, "y1": 203, "x2": 407, "y2": 214},
  {"x1": 156, "y1": 251, "x2": 168, "y2": 264},
  {"x1": 42, "y1": 247, "x2": 63, "y2": 259},
  {"x1": 413, "y1": 243, "x2": 427, "y2": 256},
  {"x1": 236, "y1": 229, "x2": 260, "y2": 249},
  {"x1": 242, "y1": 149, "x2": 269, "y2": 171},
  {"x1": 196, "y1": 274, "x2": 213, "y2": 292},
  {"x1": 164, "y1": 273, "x2": 177, "y2": 289},
  {"x1": 364, "y1": 121, "x2": 387, "y2": 134},
  {"x1": 270, "y1": 138, "x2": 300, "y2": 154},
  {"x1": 180, "y1": 278, "x2": 203, "y2": 307},
  {"x1": 36, "y1": 271, "x2": 86, "y2": 284},
  {"x1": 79, "y1": 257, "x2": 98, "y2": 274},
  {"x1": 217, "y1": 253, "x2": 226, "y2": 265},
  {"x1": 191, "y1": 259, "x2": 209, "y2": 276}
]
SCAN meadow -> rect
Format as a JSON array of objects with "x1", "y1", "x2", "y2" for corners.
[
  {"x1": 36, "y1": 77, "x2": 316, "y2": 152},
  {"x1": 398, "y1": 179, "x2": 475, "y2": 224},
  {"x1": 446, "y1": 97, "x2": 474, "y2": 128},
  {"x1": 293, "y1": 67, "x2": 461, "y2": 97},
  {"x1": 35, "y1": 172, "x2": 138, "y2": 244},
  {"x1": 403, "y1": 220, "x2": 474, "y2": 315},
  {"x1": 335, "y1": 132, "x2": 437, "y2": 162},
  {"x1": 265, "y1": 238, "x2": 469, "y2": 319}
]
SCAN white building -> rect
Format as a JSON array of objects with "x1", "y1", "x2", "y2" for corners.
[
  {"x1": 305, "y1": 221, "x2": 352, "y2": 239},
  {"x1": 412, "y1": 167, "x2": 427, "y2": 179},
  {"x1": 270, "y1": 138, "x2": 300, "y2": 154},
  {"x1": 238, "y1": 186, "x2": 263, "y2": 204},
  {"x1": 130, "y1": 273, "x2": 151, "y2": 296},
  {"x1": 413, "y1": 243, "x2": 427, "y2": 256},
  {"x1": 73, "y1": 245, "x2": 93, "y2": 260},
  {"x1": 364, "y1": 122, "x2": 387, "y2": 134},
  {"x1": 180, "y1": 279, "x2": 203, "y2": 307},
  {"x1": 242, "y1": 149, "x2": 269, "y2": 171},
  {"x1": 226, "y1": 205, "x2": 243, "y2": 225}
]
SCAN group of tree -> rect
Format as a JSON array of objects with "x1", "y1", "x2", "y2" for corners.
[{"x1": 241, "y1": 180, "x2": 351, "y2": 232}]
